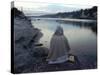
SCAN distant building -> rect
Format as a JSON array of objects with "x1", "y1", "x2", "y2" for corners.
[{"x1": 81, "y1": 10, "x2": 87, "y2": 18}]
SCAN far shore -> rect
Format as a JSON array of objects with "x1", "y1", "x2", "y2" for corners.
[{"x1": 29, "y1": 17, "x2": 97, "y2": 22}]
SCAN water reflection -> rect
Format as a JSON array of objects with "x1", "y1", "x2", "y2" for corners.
[{"x1": 57, "y1": 20, "x2": 97, "y2": 34}]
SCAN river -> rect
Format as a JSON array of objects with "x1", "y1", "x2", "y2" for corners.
[{"x1": 31, "y1": 18, "x2": 97, "y2": 67}]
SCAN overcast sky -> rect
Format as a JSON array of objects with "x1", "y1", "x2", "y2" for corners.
[{"x1": 15, "y1": 1, "x2": 93, "y2": 16}]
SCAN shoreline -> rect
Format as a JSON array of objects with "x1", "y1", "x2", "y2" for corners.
[{"x1": 29, "y1": 17, "x2": 97, "y2": 22}]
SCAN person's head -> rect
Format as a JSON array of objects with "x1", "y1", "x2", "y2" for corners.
[{"x1": 54, "y1": 26, "x2": 63, "y2": 35}]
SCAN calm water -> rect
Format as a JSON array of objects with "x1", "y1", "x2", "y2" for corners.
[{"x1": 31, "y1": 18, "x2": 97, "y2": 64}]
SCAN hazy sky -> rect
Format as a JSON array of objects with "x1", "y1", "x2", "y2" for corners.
[{"x1": 15, "y1": 1, "x2": 93, "y2": 16}]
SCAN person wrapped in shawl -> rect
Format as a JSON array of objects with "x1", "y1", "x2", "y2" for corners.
[{"x1": 47, "y1": 26, "x2": 70, "y2": 64}]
